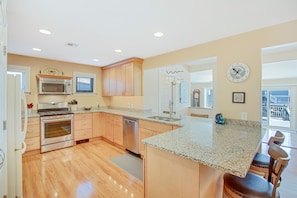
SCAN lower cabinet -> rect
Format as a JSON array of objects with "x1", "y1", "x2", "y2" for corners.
[
  {"x1": 139, "y1": 120, "x2": 179, "y2": 156},
  {"x1": 24, "y1": 117, "x2": 41, "y2": 152},
  {"x1": 92, "y1": 112, "x2": 104, "y2": 137},
  {"x1": 103, "y1": 113, "x2": 123, "y2": 146},
  {"x1": 74, "y1": 113, "x2": 93, "y2": 141}
]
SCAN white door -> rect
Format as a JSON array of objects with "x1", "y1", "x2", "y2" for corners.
[
  {"x1": 0, "y1": 0, "x2": 7, "y2": 197},
  {"x1": 262, "y1": 86, "x2": 295, "y2": 130}
]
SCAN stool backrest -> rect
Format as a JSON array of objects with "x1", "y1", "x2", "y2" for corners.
[
  {"x1": 268, "y1": 131, "x2": 285, "y2": 146},
  {"x1": 267, "y1": 143, "x2": 290, "y2": 197}
]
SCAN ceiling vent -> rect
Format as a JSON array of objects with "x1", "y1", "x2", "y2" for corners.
[{"x1": 66, "y1": 42, "x2": 79, "y2": 47}]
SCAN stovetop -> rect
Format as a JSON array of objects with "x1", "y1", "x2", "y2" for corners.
[
  {"x1": 38, "y1": 110, "x2": 73, "y2": 117},
  {"x1": 37, "y1": 102, "x2": 72, "y2": 117}
]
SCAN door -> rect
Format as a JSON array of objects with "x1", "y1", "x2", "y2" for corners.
[
  {"x1": 262, "y1": 87, "x2": 294, "y2": 130},
  {"x1": 0, "y1": 0, "x2": 7, "y2": 196}
]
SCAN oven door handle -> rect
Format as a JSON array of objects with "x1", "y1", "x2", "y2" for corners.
[{"x1": 41, "y1": 116, "x2": 73, "y2": 123}]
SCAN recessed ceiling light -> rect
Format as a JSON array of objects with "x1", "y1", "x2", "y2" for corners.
[
  {"x1": 32, "y1": 48, "x2": 41, "y2": 51},
  {"x1": 154, "y1": 32, "x2": 164, "y2": 37},
  {"x1": 39, "y1": 29, "x2": 51, "y2": 35},
  {"x1": 114, "y1": 49, "x2": 122, "y2": 53},
  {"x1": 93, "y1": 58, "x2": 99, "y2": 62}
]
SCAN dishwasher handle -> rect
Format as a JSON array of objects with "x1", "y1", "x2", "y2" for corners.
[{"x1": 124, "y1": 117, "x2": 138, "y2": 124}]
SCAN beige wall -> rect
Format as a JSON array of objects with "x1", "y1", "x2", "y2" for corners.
[
  {"x1": 142, "y1": 20, "x2": 297, "y2": 121},
  {"x1": 7, "y1": 20, "x2": 297, "y2": 121},
  {"x1": 8, "y1": 54, "x2": 109, "y2": 110}
]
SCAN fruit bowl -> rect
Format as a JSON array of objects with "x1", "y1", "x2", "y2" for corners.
[{"x1": 84, "y1": 107, "x2": 92, "y2": 111}]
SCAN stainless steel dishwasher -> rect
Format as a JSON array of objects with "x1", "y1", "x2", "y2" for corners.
[{"x1": 123, "y1": 117, "x2": 139, "y2": 154}]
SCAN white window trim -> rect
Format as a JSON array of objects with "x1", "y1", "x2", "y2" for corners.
[
  {"x1": 7, "y1": 65, "x2": 31, "y2": 94},
  {"x1": 73, "y1": 72, "x2": 96, "y2": 95}
]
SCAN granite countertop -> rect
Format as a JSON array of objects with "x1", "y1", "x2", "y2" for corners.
[
  {"x1": 72, "y1": 107, "x2": 184, "y2": 126},
  {"x1": 28, "y1": 106, "x2": 264, "y2": 177},
  {"x1": 27, "y1": 107, "x2": 184, "y2": 126},
  {"x1": 142, "y1": 116, "x2": 265, "y2": 178}
]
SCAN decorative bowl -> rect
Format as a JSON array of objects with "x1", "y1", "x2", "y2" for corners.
[{"x1": 84, "y1": 107, "x2": 92, "y2": 111}]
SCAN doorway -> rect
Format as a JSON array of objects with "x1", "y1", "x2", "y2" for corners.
[
  {"x1": 262, "y1": 87, "x2": 293, "y2": 129},
  {"x1": 262, "y1": 42, "x2": 297, "y2": 131}
]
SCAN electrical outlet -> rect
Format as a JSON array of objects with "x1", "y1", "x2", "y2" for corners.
[{"x1": 241, "y1": 112, "x2": 247, "y2": 120}]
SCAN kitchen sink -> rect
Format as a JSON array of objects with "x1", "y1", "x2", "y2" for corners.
[{"x1": 147, "y1": 116, "x2": 181, "y2": 122}]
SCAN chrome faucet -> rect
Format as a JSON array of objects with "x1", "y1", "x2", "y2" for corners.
[
  {"x1": 168, "y1": 81, "x2": 176, "y2": 118},
  {"x1": 169, "y1": 100, "x2": 175, "y2": 118}
]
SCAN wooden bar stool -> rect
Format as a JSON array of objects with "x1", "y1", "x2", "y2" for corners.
[
  {"x1": 249, "y1": 131, "x2": 285, "y2": 179},
  {"x1": 223, "y1": 143, "x2": 290, "y2": 198}
]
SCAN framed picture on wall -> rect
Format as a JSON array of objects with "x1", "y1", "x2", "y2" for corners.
[{"x1": 232, "y1": 92, "x2": 245, "y2": 103}]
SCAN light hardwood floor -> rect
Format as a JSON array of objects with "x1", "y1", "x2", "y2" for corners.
[
  {"x1": 23, "y1": 138, "x2": 296, "y2": 198},
  {"x1": 22, "y1": 140, "x2": 144, "y2": 198}
]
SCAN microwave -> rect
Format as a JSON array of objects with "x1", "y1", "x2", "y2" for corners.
[{"x1": 38, "y1": 77, "x2": 72, "y2": 95}]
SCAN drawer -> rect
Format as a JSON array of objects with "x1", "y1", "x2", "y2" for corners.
[
  {"x1": 113, "y1": 115, "x2": 123, "y2": 123},
  {"x1": 74, "y1": 128, "x2": 92, "y2": 141},
  {"x1": 74, "y1": 113, "x2": 92, "y2": 120},
  {"x1": 104, "y1": 113, "x2": 123, "y2": 123},
  {"x1": 75, "y1": 119, "x2": 92, "y2": 130},
  {"x1": 139, "y1": 120, "x2": 172, "y2": 133},
  {"x1": 25, "y1": 137, "x2": 40, "y2": 151},
  {"x1": 26, "y1": 124, "x2": 40, "y2": 138}
]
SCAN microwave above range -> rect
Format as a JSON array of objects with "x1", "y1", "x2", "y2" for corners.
[{"x1": 36, "y1": 74, "x2": 72, "y2": 95}]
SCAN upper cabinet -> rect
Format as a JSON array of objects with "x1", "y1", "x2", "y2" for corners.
[{"x1": 102, "y1": 58, "x2": 143, "y2": 96}]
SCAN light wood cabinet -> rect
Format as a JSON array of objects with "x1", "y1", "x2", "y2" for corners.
[
  {"x1": 24, "y1": 117, "x2": 40, "y2": 152},
  {"x1": 74, "y1": 113, "x2": 93, "y2": 141},
  {"x1": 115, "y1": 65, "x2": 125, "y2": 95},
  {"x1": 103, "y1": 113, "x2": 123, "y2": 146},
  {"x1": 102, "y1": 69, "x2": 110, "y2": 96},
  {"x1": 123, "y1": 61, "x2": 142, "y2": 96},
  {"x1": 92, "y1": 112, "x2": 104, "y2": 137},
  {"x1": 102, "y1": 58, "x2": 143, "y2": 96},
  {"x1": 139, "y1": 127, "x2": 158, "y2": 156},
  {"x1": 138, "y1": 120, "x2": 176, "y2": 156}
]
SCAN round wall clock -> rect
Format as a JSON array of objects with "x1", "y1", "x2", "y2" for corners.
[{"x1": 227, "y1": 62, "x2": 250, "y2": 82}]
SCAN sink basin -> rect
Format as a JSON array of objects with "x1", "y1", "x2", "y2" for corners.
[{"x1": 147, "y1": 116, "x2": 181, "y2": 122}]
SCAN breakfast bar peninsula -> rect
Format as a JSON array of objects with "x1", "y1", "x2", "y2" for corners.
[{"x1": 142, "y1": 117, "x2": 263, "y2": 198}]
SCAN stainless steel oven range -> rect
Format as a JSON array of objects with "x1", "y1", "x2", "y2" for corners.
[{"x1": 38, "y1": 102, "x2": 74, "y2": 153}]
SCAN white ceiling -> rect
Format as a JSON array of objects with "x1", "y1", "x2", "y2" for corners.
[{"x1": 7, "y1": 0, "x2": 297, "y2": 67}]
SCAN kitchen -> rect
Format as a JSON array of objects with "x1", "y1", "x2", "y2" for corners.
[{"x1": 1, "y1": 1, "x2": 297, "y2": 198}]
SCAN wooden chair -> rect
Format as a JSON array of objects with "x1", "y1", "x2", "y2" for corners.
[
  {"x1": 249, "y1": 131, "x2": 285, "y2": 179},
  {"x1": 223, "y1": 143, "x2": 290, "y2": 198}
]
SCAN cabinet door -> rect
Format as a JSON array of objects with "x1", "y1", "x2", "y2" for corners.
[
  {"x1": 102, "y1": 69, "x2": 110, "y2": 96},
  {"x1": 74, "y1": 117, "x2": 92, "y2": 131},
  {"x1": 124, "y1": 63, "x2": 134, "y2": 96},
  {"x1": 74, "y1": 113, "x2": 92, "y2": 141},
  {"x1": 113, "y1": 120, "x2": 123, "y2": 146},
  {"x1": 115, "y1": 65, "x2": 124, "y2": 95},
  {"x1": 25, "y1": 117, "x2": 40, "y2": 138},
  {"x1": 104, "y1": 118, "x2": 114, "y2": 142},
  {"x1": 139, "y1": 128, "x2": 157, "y2": 156},
  {"x1": 26, "y1": 137, "x2": 41, "y2": 151},
  {"x1": 92, "y1": 112, "x2": 104, "y2": 137},
  {"x1": 109, "y1": 67, "x2": 116, "y2": 96},
  {"x1": 24, "y1": 117, "x2": 41, "y2": 152},
  {"x1": 75, "y1": 129, "x2": 93, "y2": 141}
]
